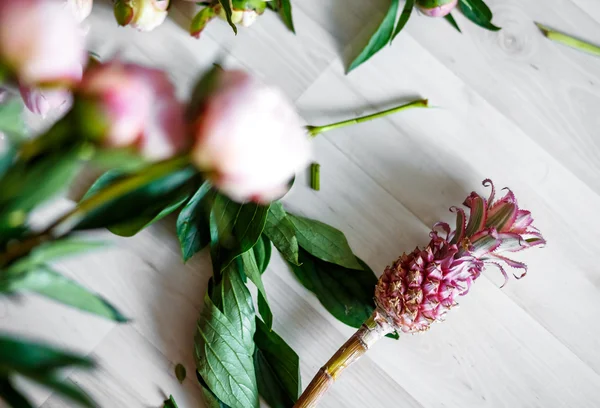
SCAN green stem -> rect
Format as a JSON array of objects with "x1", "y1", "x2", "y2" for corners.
[
  {"x1": 310, "y1": 163, "x2": 320, "y2": 191},
  {"x1": 293, "y1": 312, "x2": 392, "y2": 408},
  {"x1": 535, "y1": 23, "x2": 600, "y2": 57},
  {"x1": 306, "y1": 99, "x2": 429, "y2": 137},
  {"x1": 0, "y1": 155, "x2": 190, "y2": 268}
]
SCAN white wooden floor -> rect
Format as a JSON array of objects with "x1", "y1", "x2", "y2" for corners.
[{"x1": 2, "y1": 0, "x2": 600, "y2": 407}]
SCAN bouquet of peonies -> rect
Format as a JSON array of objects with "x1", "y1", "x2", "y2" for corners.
[{"x1": 0, "y1": 1, "x2": 547, "y2": 408}]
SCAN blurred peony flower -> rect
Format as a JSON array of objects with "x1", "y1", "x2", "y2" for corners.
[
  {"x1": 114, "y1": 0, "x2": 170, "y2": 32},
  {"x1": 375, "y1": 179, "x2": 545, "y2": 333},
  {"x1": 416, "y1": 0, "x2": 458, "y2": 17},
  {"x1": 190, "y1": 69, "x2": 311, "y2": 203},
  {"x1": 77, "y1": 60, "x2": 187, "y2": 160},
  {"x1": 19, "y1": 85, "x2": 73, "y2": 119},
  {"x1": 0, "y1": 0, "x2": 87, "y2": 87},
  {"x1": 65, "y1": 0, "x2": 93, "y2": 23}
]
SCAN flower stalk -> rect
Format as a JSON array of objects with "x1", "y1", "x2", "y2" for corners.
[
  {"x1": 0, "y1": 155, "x2": 191, "y2": 268},
  {"x1": 293, "y1": 312, "x2": 392, "y2": 408},
  {"x1": 306, "y1": 99, "x2": 429, "y2": 137},
  {"x1": 535, "y1": 23, "x2": 600, "y2": 57}
]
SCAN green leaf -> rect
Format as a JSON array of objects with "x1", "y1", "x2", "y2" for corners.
[
  {"x1": 197, "y1": 373, "x2": 232, "y2": 408},
  {"x1": 163, "y1": 395, "x2": 179, "y2": 408},
  {"x1": 270, "y1": 0, "x2": 295, "y2": 33},
  {"x1": 445, "y1": 12, "x2": 462, "y2": 32},
  {"x1": 176, "y1": 183, "x2": 214, "y2": 262},
  {"x1": 348, "y1": 0, "x2": 400, "y2": 73},
  {"x1": 253, "y1": 235, "x2": 272, "y2": 274},
  {"x1": 210, "y1": 194, "x2": 269, "y2": 272},
  {"x1": 30, "y1": 375, "x2": 96, "y2": 408},
  {"x1": 218, "y1": 0, "x2": 238, "y2": 34},
  {"x1": 0, "y1": 149, "x2": 81, "y2": 217},
  {"x1": 24, "y1": 239, "x2": 106, "y2": 267},
  {"x1": 75, "y1": 167, "x2": 197, "y2": 234},
  {"x1": 0, "y1": 98, "x2": 27, "y2": 140},
  {"x1": 195, "y1": 266, "x2": 259, "y2": 408},
  {"x1": 257, "y1": 292, "x2": 273, "y2": 331},
  {"x1": 190, "y1": 6, "x2": 216, "y2": 38},
  {"x1": 0, "y1": 377, "x2": 35, "y2": 408},
  {"x1": 241, "y1": 249, "x2": 272, "y2": 329},
  {"x1": 391, "y1": 0, "x2": 414, "y2": 41},
  {"x1": 263, "y1": 202, "x2": 299, "y2": 265},
  {"x1": 288, "y1": 249, "x2": 377, "y2": 328},
  {"x1": 254, "y1": 318, "x2": 300, "y2": 407},
  {"x1": 175, "y1": 364, "x2": 186, "y2": 384},
  {"x1": 1, "y1": 265, "x2": 127, "y2": 322},
  {"x1": 287, "y1": 214, "x2": 363, "y2": 270},
  {"x1": 458, "y1": 0, "x2": 500, "y2": 31},
  {"x1": 0, "y1": 335, "x2": 94, "y2": 374}
]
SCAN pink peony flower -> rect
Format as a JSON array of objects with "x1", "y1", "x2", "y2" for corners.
[
  {"x1": 114, "y1": 0, "x2": 170, "y2": 32},
  {"x1": 19, "y1": 85, "x2": 73, "y2": 119},
  {"x1": 416, "y1": 0, "x2": 458, "y2": 17},
  {"x1": 190, "y1": 69, "x2": 311, "y2": 203},
  {"x1": 65, "y1": 0, "x2": 93, "y2": 23},
  {"x1": 77, "y1": 60, "x2": 188, "y2": 161},
  {"x1": 375, "y1": 179, "x2": 545, "y2": 333},
  {"x1": 0, "y1": 0, "x2": 87, "y2": 87}
]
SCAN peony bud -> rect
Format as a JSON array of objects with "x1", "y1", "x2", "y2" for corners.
[
  {"x1": 416, "y1": 0, "x2": 458, "y2": 17},
  {"x1": 190, "y1": 69, "x2": 311, "y2": 203},
  {"x1": 77, "y1": 60, "x2": 187, "y2": 161},
  {"x1": 65, "y1": 0, "x2": 93, "y2": 23},
  {"x1": 19, "y1": 85, "x2": 73, "y2": 119},
  {"x1": 0, "y1": 0, "x2": 87, "y2": 87},
  {"x1": 114, "y1": 0, "x2": 170, "y2": 32}
]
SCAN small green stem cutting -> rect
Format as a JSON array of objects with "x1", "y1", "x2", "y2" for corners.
[
  {"x1": 535, "y1": 23, "x2": 600, "y2": 57},
  {"x1": 310, "y1": 163, "x2": 320, "y2": 191},
  {"x1": 306, "y1": 99, "x2": 429, "y2": 137}
]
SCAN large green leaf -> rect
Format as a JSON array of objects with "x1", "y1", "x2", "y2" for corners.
[
  {"x1": 7, "y1": 239, "x2": 107, "y2": 273},
  {"x1": 348, "y1": 0, "x2": 400, "y2": 73},
  {"x1": 0, "y1": 377, "x2": 35, "y2": 408},
  {"x1": 195, "y1": 267, "x2": 259, "y2": 408},
  {"x1": 268, "y1": 0, "x2": 295, "y2": 33},
  {"x1": 288, "y1": 249, "x2": 377, "y2": 328},
  {"x1": 75, "y1": 167, "x2": 197, "y2": 234},
  {"x1": 241, "y1": 247, "x2": 273, "y2": 329},
  {"x1": 176, "y1": 183, "x2": 214, "y2": 262},
  {"x1": 0, "y1": 265, "x2": 127, "y2": 322},
  {"x1": 210, "y1": 194, "x2": 269, "y2": 272},
  {"x1": 263, "y1": 202, "x2": 298, "y2": 265},
  {"x1": 391, "y1": 0, "x2": 415, "y2": 40},
  {"x1": 197, "y1": 372, "x2": 232, "y2": 408},
  {"x1": 254, "y1": 318, "x2": 300, "y2": 408},
  {"x1": 0, "y1": 335, "x2": 95, "y2": 407},
  {"x1": 0, "y1": 149, "x2": 81, "y2": 217},
  {"x1": 459, "y1": 0, "x2": 500, "y2": 31},
  {"x1": 163, "y1": 395, "x2": 179, "y2": 408},
  {"x1": 287, "y1": 214, "x2": 363, "y2": 270}
]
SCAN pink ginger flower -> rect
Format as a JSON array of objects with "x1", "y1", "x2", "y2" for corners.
[
  {"x1": 416, "y1": 0, "x2": 458, "y2": 17},
  {"x1": 375, "y1": 179, "x2": 545, "y2": 333},
  {"x1": 77, "y1": 60, "x2": 188, "y2": 161}
]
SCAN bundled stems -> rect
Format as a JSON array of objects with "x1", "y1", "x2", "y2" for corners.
[
  {"x1": 0, "y1": 155, "x2": 191, "y2": 268},
  {"x1": 535, "y1": 23, "x2": 600, "y2": 57},
  {"x1": 294, "y1": 312, "x2": 392, "y2": 408},
  {"x1": 307, "y1": 99, "x2": 429, "y2": 137}
]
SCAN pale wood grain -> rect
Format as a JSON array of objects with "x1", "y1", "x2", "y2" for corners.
[{"x1": 2, "y1": 0, "x2": 600, "y2": 407}]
